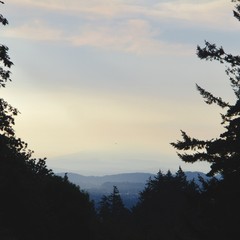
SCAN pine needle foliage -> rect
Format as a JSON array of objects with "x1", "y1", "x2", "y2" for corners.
[{"x1": 171, "y1": 1, "x2": 240, "y2": 179}]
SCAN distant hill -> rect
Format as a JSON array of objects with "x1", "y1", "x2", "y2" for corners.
[
  {"x1": 57, "y1": 172, "x2": 155, "y2": 188},
  {"x1": 57, "y1": 171, "x2": 210, "y2": 209}
]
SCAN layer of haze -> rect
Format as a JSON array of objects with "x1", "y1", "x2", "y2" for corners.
[{"x1": 1, "y1": 0, "x2": 239, "y2": 175}]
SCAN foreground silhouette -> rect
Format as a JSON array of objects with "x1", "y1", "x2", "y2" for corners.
[
  {"x1": 1, "y1": 1, "x2": 240, "y2": 240},
  {"x1": 171, "y1": 1, "x2": 240, "y2": 239},
  {"x1": 0, "y1": 3, "x2": 95, "y2": 239}
]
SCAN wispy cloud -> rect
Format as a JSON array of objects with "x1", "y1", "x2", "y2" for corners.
[
  {"x1": 67, "y1": 19, "x2": 192, "y2": 55},
  {"x1": 5, "y1": 0, "x2": 237, "y2": 55},
  {"x1": 150, "y1": 0, "x2": 236, "y2": 30},
  {"x1": 4, "y1": 19, "x2": 63, "y2": 41},
  {"x1": 4, "y1": 14, "x2": 192, "y2": 55},
  {"x1": 10, "y1": 0, "x2": 233, "y2": 24}
]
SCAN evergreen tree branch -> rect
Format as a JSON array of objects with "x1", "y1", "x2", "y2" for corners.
[
  {"x1": 232, "y1": 0, "x2": 240, "y2": 21},
  {"x1": 171, "y1": 130, "x2": 208, "y2": 151},
  {"x1": 225, "y1": 67, "x2": 240, "y2": 99},
  {"x1": 177, "y1": 152, "x2": 216, "y2": 164},
  {"x1": 196, "y1": 84, "x2": 230, "y2": 108},
  {"x1": 197, "y1": 41, "x2": 240, "y2": 67}
]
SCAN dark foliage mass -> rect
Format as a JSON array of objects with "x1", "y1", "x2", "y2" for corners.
[
  {"x1": 1, "y1": 1, "x2": 240, "y2": 240},
  {"x1": 0, "y1": 3, "x2": 95, "y2": 240},
  {"x1": 171, "y1": 0, "x2": 240, "y2": 239},
  {"x1": 96, "y1": 186, "x2": 131, "y2": 240},
  {"x1": 95, "y1": 169, "x2": 201, "y2": 240},
  {"x1": 132, "y1": 168, "x2": 200, "y2": 240}
]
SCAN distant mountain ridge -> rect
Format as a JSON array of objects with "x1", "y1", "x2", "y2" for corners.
[
  {"x1": 57, "y1": 171, "x2": 208, "y2": 188},
  {"x1": 57, "y1": 171, "x2": 209, "y2": 208},
  {"x1": 57, "y1": 172, "x2": 156, "y2": 189}
]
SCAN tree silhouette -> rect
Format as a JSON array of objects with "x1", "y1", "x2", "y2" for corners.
[
  {"x1": 171, "y1": 1, "x2": 240, "y2": 239},
  {"x1": 133, "y1": 168, "x2": 199, "y2": 240},
  {"x1": 171, "y1": 1, "x2": 240, "y2": 179},
  {"x1": 97, "y1": 186, "x2": 130, "y2": 240},
  {"x1": 0, "y1": 3, "x2": 96, "y2": 239}
]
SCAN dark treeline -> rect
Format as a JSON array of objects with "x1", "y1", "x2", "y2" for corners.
[
  {"x1": 95, "y1": 168, "x2": 201, "y2": 240},
  {"x1": 1, "y1": 1, "x2": 240, "y2": 239}
]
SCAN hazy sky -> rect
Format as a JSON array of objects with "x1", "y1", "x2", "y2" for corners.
[{"x1": 1, "y1": 0, "x2": 240, "y2": 175}]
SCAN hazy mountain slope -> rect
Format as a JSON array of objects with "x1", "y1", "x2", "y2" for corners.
[
  {"x1": 57, "y1": 171, "x2": 209, "y2": 209},
  {"x1": 57, "y1": 172, "x2": 155, "y2": 189},
  {"x1": 57, "y1": 171, "x2": 208, "y2": 189}
]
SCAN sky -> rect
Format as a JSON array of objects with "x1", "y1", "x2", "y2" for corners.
[{"x1": 1, "y1": 0, "x2": 240, "y2": 175}]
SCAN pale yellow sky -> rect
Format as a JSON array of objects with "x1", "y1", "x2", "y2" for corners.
[{"x1": 1, "y1": 0, "x2": 238, "y2": 175}]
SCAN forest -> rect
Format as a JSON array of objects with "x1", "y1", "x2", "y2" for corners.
[{"x1": 1, "y1": 1, "x2": 240, "y2": 239}]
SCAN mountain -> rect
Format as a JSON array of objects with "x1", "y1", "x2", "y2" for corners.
[
  {"x1": 57, "y1": 172, "x2": 154, "y2": 188},
  {"x1": 56, "y1": 171, "x2": 210, "y2": 209},
  {"x1": 56, "y1": 172, "x2": 154, "y2": 209}
]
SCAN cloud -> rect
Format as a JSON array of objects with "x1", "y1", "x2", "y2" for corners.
[
  {"x1": 67, "y1": 19, "x2": 192, "y2": 55},
  {"x1": 4, "y1": 16, "x2": 192, "y2": 55},
  {"x1": 5, "y1": 0, "x2": 238, "y2": 54},
  {"x1": 4, "y1": 1, "x2": 235, "y2": 79},
  {"x1": 153, "y1": 0, "x2": 237, "y2": 29},
  {"x1": 9, "y1": 0, "x2": 140, "y2": 18},
  {"x1": 4, "y1": 19, "x2": 63, "y2": 41},
  {"x1": 10, "y1": 0, "x2": 235, "y2": 26}
]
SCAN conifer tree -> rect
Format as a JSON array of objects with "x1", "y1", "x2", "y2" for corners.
[
  {"x1": 97, "y1": 186, "x2": 130, "y2": 240},
  {"x1": 109, "y1": 186, "x2": 126, "y2": 218},
  {"x1": 0, "y1": 4, "x2": 96, "y2": 239},
  {"x1": 171, "y1": 0, "x2": 240, "y2": 180},
  {"x1": 133, "y1": 169, "x2": 199, "y2": 240},
  {"x1": 171, "y1": 1, "x2": 240, "y2": 239},
  {"x1": 98, "y1": 186, "x2": 128, "y2": 222}
]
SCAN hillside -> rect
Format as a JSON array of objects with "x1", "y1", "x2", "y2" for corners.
[{"x1": 57, "y1": 171, "x2": 209, "y2": 208}]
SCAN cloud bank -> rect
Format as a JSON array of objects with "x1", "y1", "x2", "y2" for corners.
[{"x1": 6, "y1": 0, "x2": 237, "y2": 55}]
